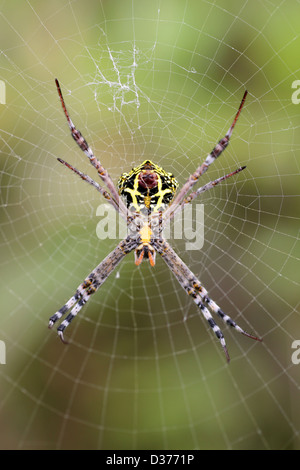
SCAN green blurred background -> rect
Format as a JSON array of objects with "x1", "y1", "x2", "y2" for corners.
[{"x1": 0, "y1": 0, "x2": 299, "y2": 449}]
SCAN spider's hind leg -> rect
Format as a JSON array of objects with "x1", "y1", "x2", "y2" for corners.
[
  {"x1": 189, "y1": 289, "x2": 231, "y2": 361},
  {"x1": 154, "y1": 238, "x2": 261, "y2": 362},
  {"x1": 48, "y1": 279, "x2": 94, "y2": 343},
  {"x1": 48, "y1": 237, "x2": 137, "y2": 343},
  {"x1": 56, "y1": 292, "x2": 91, "y2": 344},
  {"x1": 48, "y1": 293, "x2": 78, "y2": 328},
  {"x1": 198, "y1": 287, "x2": 262, "y2": 342}
]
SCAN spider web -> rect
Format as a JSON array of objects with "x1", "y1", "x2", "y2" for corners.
[{"x1": 0, "y1": 0, "x2": 299, "y2": 450}]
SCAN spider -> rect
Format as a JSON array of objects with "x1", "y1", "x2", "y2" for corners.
[{"x1": 49, "y1": 79, "x2": 261, "y2": 362}]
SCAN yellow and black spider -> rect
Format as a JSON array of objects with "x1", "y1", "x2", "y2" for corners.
[{"x1": 49, "y1": 79, "x2": 261, "y2": 362}]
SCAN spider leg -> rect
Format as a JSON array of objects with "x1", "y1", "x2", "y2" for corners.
[
  {"x1": 183, "y1": 165, "x2": 246, "y2": 205},
  {"x1": 164, "y1": 91, "x2": 248, "y2": 222},
  {"x1": 194, "y1": 286, "x2": 261, "y2": 342},
  {"x1": 162, "y1": 166, "x2": 246, "y2": 225},
  {"x1": 57, "y1": 157, "x2": 121, "y2": 213},
  {"x1": 153, "y1": 238, "x2": 261, "y2": 362},
  {"x1": 189, "y1": 289, "x2": 231, "y2": 362},
  {"x1": 49, "y1": 236, "x2": 137, "y2": 343},
  {"x1": 55, "y1": 79, "x2": 129, "y2": 220}
]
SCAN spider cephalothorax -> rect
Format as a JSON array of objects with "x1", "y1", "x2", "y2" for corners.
[
  {"x1": 49, "y1": 79, "x2": 261, "y2": 362},
  {"x1": 118, "y1": 160, "x2": 178, "y2": 213}
]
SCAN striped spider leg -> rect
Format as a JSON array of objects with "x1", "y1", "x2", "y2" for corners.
[
  {"x1": 162, "y1": 165, "x2": 247, "y2": 226},
  {"x1": 153, "y1": 238, "x2": 262, "y2": 362},
  {"x1": 49, "y1": 82, "x2": 261, "y2": 360},
  {"x1": 54, "y1": 79, "x2": 129, "y2": 221},
  {"x1": 154, "y1": 91, "x2": 261, "y2": 361},
  {"x1": 57, "y1": 157, "x2": 121, "y2": 214},
  {"x1": 49, "y1": 79, "x2": 136, "y2": 341},
  {"x1": 49, "y1": 235, "x2": 138, "y2": 343},
  {"x1": 163, "y1": 90, "x2": 248, "y2": 224}
]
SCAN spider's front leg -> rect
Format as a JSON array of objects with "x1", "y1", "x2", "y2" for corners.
[
  {"x1": 161, "y1": 165, "x2": 247, "y2": 226},
  {"x1": 164, "y1": 91, "x2": 248, "y2": 222},
  {"x1": 49, "y1": 236, "x2": 137, "y2": 343},
  {"x1": 153, "y1": 238, "x2": 261, "y2": 362},
  {"x1": 55, "y1": 79, "x2": 129, "y2": 220}
]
